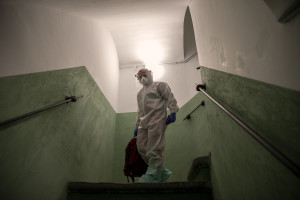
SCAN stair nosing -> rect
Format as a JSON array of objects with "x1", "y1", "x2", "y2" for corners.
[{"x1": 68, "y1": 181, "x2": 212, "y2": 194}]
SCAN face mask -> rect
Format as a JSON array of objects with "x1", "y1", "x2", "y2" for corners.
[{"x1": 140, "y1": 76, "x2": 149, "y2": 86}]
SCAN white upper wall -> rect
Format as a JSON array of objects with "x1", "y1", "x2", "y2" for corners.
[
  {"x1": 189, "y1": 0, "x2": 300, "y2": 91},
  {"x1": 117, "y1": 55, "x2": 201, "y2": 113},
  {"x1": 0, "y1": 0, "x2": 190, "y2": 67},
  {"x1": 0, "y1": 3, "x2": 119, "y2": 111}
]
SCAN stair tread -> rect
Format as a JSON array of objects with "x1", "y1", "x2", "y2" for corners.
[
  {"x1": 187, "y1": 156, "x2": 211, "y2": 181},
  {"x1": 68, "y1": 181, "x2": 212, "y2": 194}
]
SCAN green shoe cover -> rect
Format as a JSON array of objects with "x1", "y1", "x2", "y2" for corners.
[
  {"x1": 138, "y1": 167, "x2": 162, "y2": 183},
  {"x1": 161, "y1": 165, "x2": 172, "y2": 182}
]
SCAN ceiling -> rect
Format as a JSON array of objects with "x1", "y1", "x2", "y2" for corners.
[{"x1": 2, "y1": 0, "x2": 191, "y2": 67}]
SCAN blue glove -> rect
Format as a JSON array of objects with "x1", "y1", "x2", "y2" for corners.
[
  {"x1": 166, "y1": 112, "x2": 176, "y2": 124},
  {"x1": 134, "y1": 127, "x2": 138, "y2": 137}
]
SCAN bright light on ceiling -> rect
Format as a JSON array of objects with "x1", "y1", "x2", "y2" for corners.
[
  {"x1": 149, "y1": 65, "x2": 165, "y2": 80},
  {"x1": 138, "y1": 41, "x2": 165, "y2": 80}
]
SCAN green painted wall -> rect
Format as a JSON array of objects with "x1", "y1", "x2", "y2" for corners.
[
  {"x1": 0, "y1": 66, "x2": 116, "y2": 200},
  {"x1": 199, "y1": 66, "x2": 300, "y2": 200},
  {"x1": 113, "y1": 112, "x2": 137, "y2": 182},
  {"x1": 112, "y1": 67, "x2": 300, "y2": 200},
  {"x1": 1, "y1": 66, "x2": 299, "y2": 200}
]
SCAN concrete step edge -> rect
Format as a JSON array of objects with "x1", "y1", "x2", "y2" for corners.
[
  {"x1": 68, "y1": 181, "x2": 212, "y2": 194},
  {"x1": 187, "y1": 155, "x2": 211, "y2": 181}
]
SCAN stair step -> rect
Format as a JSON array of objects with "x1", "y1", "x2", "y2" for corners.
[
  {"x1": 187, "y1": 155, "x2": 211, "y2": 181},
  {"x1": 68, "y1": 181, "x2": 212, "y2": 193},
  {"x1": 67, "y1": 181, "x2": 212, "y2": 200}
]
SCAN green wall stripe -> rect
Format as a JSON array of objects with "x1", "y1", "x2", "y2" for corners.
[
  {"x1": 200, "y1": 66, "x2": 300, "y2": 200},
  {"x1": 200, "y1": 66, "x2": 300, "y2": 166},
  {"x1": 0, "y1": 66, "x2": 116, "y2": 200}
]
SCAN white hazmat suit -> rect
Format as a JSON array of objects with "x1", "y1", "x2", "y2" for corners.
[{"x1": 135, "y1": 69, "x2": 179, "y2": 182}]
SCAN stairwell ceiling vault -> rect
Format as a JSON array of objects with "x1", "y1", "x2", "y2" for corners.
[{"x1": 3, "y1": 0, "x2": 191, "y2": 68}]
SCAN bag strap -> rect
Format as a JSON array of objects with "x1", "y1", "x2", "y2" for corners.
[{"x1": 126, "y1": 175, "x2": 135, "y2": 183}]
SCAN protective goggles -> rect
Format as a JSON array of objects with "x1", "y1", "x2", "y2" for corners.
[{"x1": 135, "y1": 69, "x2": 151, "y2": 80}]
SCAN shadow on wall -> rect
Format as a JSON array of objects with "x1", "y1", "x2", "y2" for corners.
[{"x1": 263, "y1": 0, "x2": 300, "y2": 23}]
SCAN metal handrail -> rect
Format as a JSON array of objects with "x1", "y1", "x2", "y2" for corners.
[
  {"x1": 183, "y1": 100, "x2": 205, "y2": 120},
  {"x1": 196, "y1": 84, "x2": 300, "y2": 178},
  {"x1": 0, "y1": 95, "x2": 83, "y2": 126}
]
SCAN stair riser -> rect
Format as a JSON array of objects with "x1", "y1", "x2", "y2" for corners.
[{"x1": 67, "y1": 193, "x2": 212, "y2": 200}]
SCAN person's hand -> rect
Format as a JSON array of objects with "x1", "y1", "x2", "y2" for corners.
[
  {"x1": 134, "y1": 127, "x2": 138, "y2": 137},
  {"x1": 166, "y1": 113, "x2": 176, "y2": 124}
]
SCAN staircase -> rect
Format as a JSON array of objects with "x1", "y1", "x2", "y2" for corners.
[
  {"x1": 67, "y1": 155, "x2": 212, "y2": 200},
  {"x1": 187, "y1": 154, "x2": 211, "y2": 182}
]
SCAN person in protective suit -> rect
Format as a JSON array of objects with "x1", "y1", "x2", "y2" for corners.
[{"x1": 134, "y1": 68, "x2": 179, "y2": 182}]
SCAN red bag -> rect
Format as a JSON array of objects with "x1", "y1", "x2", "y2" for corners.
[{"x1": 123, "y1": 137, "x2": 148, "y2": 182}]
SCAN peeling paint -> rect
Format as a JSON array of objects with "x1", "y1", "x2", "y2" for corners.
[
  {"x1": 209, "y1": 36, "x2": 219, "y2": 53},
  {"x1": 255, "y1": 27, "x2": 271, "y2": 58},
  {"x1": 220, "y1": 47, "x2": 227, "y2": 67},
  {"x1": 235, "y1": 51, "x2": 246, "y2": 70}
]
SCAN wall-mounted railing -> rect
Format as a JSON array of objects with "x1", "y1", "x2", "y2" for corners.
[
  {"x1": 0, "y1": 95, "x2": 83, "y2": 126},
  {"x1": 183, "y1": 100, "x2": 205, "y2": 120},
  {"x1": 196, "y1": 84, "x2": 300, "y2": 178}
]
